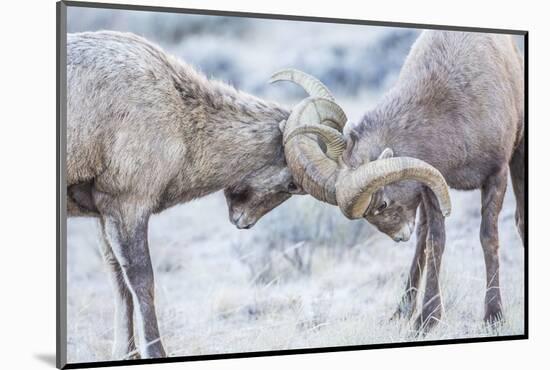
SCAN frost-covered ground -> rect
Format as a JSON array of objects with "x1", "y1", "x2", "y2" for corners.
[
  {"x1": 67, "y1": 189, "x2": 524, "y2": 362},
  {"x1": 66, "y1": 8, "x2": 525, "y2": 363}
]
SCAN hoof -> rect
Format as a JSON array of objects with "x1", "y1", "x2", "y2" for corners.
[
  {"x1": 413, "y1": 308, "x2": 442, "y2": 334},
  {"x1": 142, "y1": 342, "x2": 167, "y2": 359},
  {"x1": 112, "y1": 349, "x2": 140, "y2": 361},
  {"x1": 390, "y1": 294, "x2": 417, "y2": 322},
  {"x1": 484, "y1": 309, "x2": 505, "y2": 326},
  {"x1": 125, "y1": 351, "x2": 141, "y2": 360},
  {"x1": 391, "y1": 303, "x2": 415, "y2": 322}
]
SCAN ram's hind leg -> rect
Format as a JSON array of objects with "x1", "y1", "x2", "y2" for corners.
[
  {"x1": 480, "y1": 167, "x2": 508, "y2": 323},
  {"x1": 393, "y1": 202, "x2": 427, "y2": 321},
  {"x1": 509, "y1": 135, "x2": 525, "y2": 246},
  {"x1": 98, "y1": 223, "x2": 139, "y2": 360}
]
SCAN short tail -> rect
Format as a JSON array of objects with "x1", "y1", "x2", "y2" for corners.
[{"x1": 509, "y1": 133, "x2": 525, "y2": 246}]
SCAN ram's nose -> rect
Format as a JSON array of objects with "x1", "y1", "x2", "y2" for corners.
[
  {"x1": 393, "y1": 223, "x2": 413, "y2": 242},
  {"x1": 230, "y1": 211, "x2": 242, "y2": 225},
  {"x1": 236, "y1": 218, "x2": 255, "y2": 229},
  {"x1": 231, "y1": 212, "x2": 255, "y2": 229}
]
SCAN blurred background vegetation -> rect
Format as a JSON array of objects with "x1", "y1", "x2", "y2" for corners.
[{"x1": 66, "y1": 7, "x2": 525, "y2": 362}]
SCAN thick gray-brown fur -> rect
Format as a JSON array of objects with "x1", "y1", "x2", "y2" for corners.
[
  {"x1": 345, "y1": 31, "x2": 524, "y2": 329},
  {"x1": 66, "y1": 31, "x2": 303, "y2": 359}
]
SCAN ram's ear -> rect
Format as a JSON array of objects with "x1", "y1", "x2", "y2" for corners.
[
  {"x1": 378, "y1": 147, "x2": 394, "y2": 160},
  {"x1": 342, "y1": 130, "x2": 360, "y2": 168},
  {"x1": 278, "y1": 120, "x2": 287, "y2": 133}
]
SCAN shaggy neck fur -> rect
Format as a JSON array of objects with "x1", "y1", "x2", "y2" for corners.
[
  {"x1": 170, "y1": 68, "x2": 290, "y2": 194},
  {"x1": 354, "y1": 35, "x2": 476, "y2": 171},
  {"x1": 66, "y1": 31, "x2": 290, "y2": 211},
  {"x1": 351, "y1": 31, "x2": 523, "y2": 191}
]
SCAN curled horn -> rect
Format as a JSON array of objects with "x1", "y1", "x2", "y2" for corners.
[
  {"x1": 284, "y1": 124, "x2": 346, "y2": 161},
  {"x1": 335, "y1": 158, "x2": 452, "y2": 219},
  {"x1": 270, "y1": 68, "x2": 336, "y2": 102},
  {"x1": 281, "y1": 97, "x2": 348, "y2": 204},
  {"x1": 270, "y1": 69, "x2": 347, "y2": 132},
  {"x1": 272, "y1": 70, "x2": 452, "y2": 218}
]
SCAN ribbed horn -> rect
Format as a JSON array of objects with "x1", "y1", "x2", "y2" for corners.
[
  {"x1": 270, "y1": 68, "x2": 335, "y2": 102},
  {"x1": 282, "y1": 97, "x2": 348, "y2": 204},
  {"x1": 335, "y1": 157, "x2": 452, "y2": 219},
  {"x1": 284, "y1": 124, "x2": 346, "y2": 161}
]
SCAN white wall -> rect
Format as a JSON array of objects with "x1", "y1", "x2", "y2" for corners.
[{"x1": 0, "y1": 0, "x2": 546, "y2": 369}]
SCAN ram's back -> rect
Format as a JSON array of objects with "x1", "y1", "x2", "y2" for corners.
[
  {"x1": 66, "y1": 31, "x2": 190, "y2": 188},
  {"x1": 391, "y1": 31, "x2": 524, "y2": 188},
  {"x1": 405, "y1": 30, "x2": 523, "y2": 146}
]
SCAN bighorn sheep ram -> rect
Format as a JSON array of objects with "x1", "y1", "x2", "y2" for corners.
[
  {"x1": 274, "y1": 30, "x2": 524, "y2": 330},
  {"x1": 67, "y1": 31, "x2": 306, "y2": 359}
]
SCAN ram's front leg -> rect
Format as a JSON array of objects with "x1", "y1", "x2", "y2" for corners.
[
  {"x1": 98, "y1": 224, "x2": 139, "y2": 360},
  {"x1": 415, "y1": 189, "x2": 446, "y2": 332},
  {"x1": 392, "y1": 202, "x2": 427, "y2": 321},
  {"x1": 95, "y1": 192, "x2": 167, "y2": 359}
]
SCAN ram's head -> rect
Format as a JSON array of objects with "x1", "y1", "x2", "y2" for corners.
[
  {"x1": 270, "y1": 69, "x2": 452, "y2": 241},
  {"x1": 224, "y1": 162, "x2": 305, "y2": 229}
]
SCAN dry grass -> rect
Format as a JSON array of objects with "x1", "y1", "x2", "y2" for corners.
[
  {"x1": 66, "y1": 183, "x2": 524, "y2": 363},
  {"x1": 65, "y1": 13, "x2": 525, "y2": 363}
]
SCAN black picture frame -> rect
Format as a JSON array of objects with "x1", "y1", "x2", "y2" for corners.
[{"x1": 56, "y1": 1, "x2": 528, "y2": 368}]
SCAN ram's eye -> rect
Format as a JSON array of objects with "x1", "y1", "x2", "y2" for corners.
[
  {"x1": 287, "y1": 182, "x2": 298, "y2": 192},
  {"x1": 377, "y1": 201, "x2": 388, "y2": 211}
]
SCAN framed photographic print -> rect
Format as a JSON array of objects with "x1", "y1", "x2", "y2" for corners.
[{"x1": 56, "y1": 1, "x2": 527, "y2": 368}]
